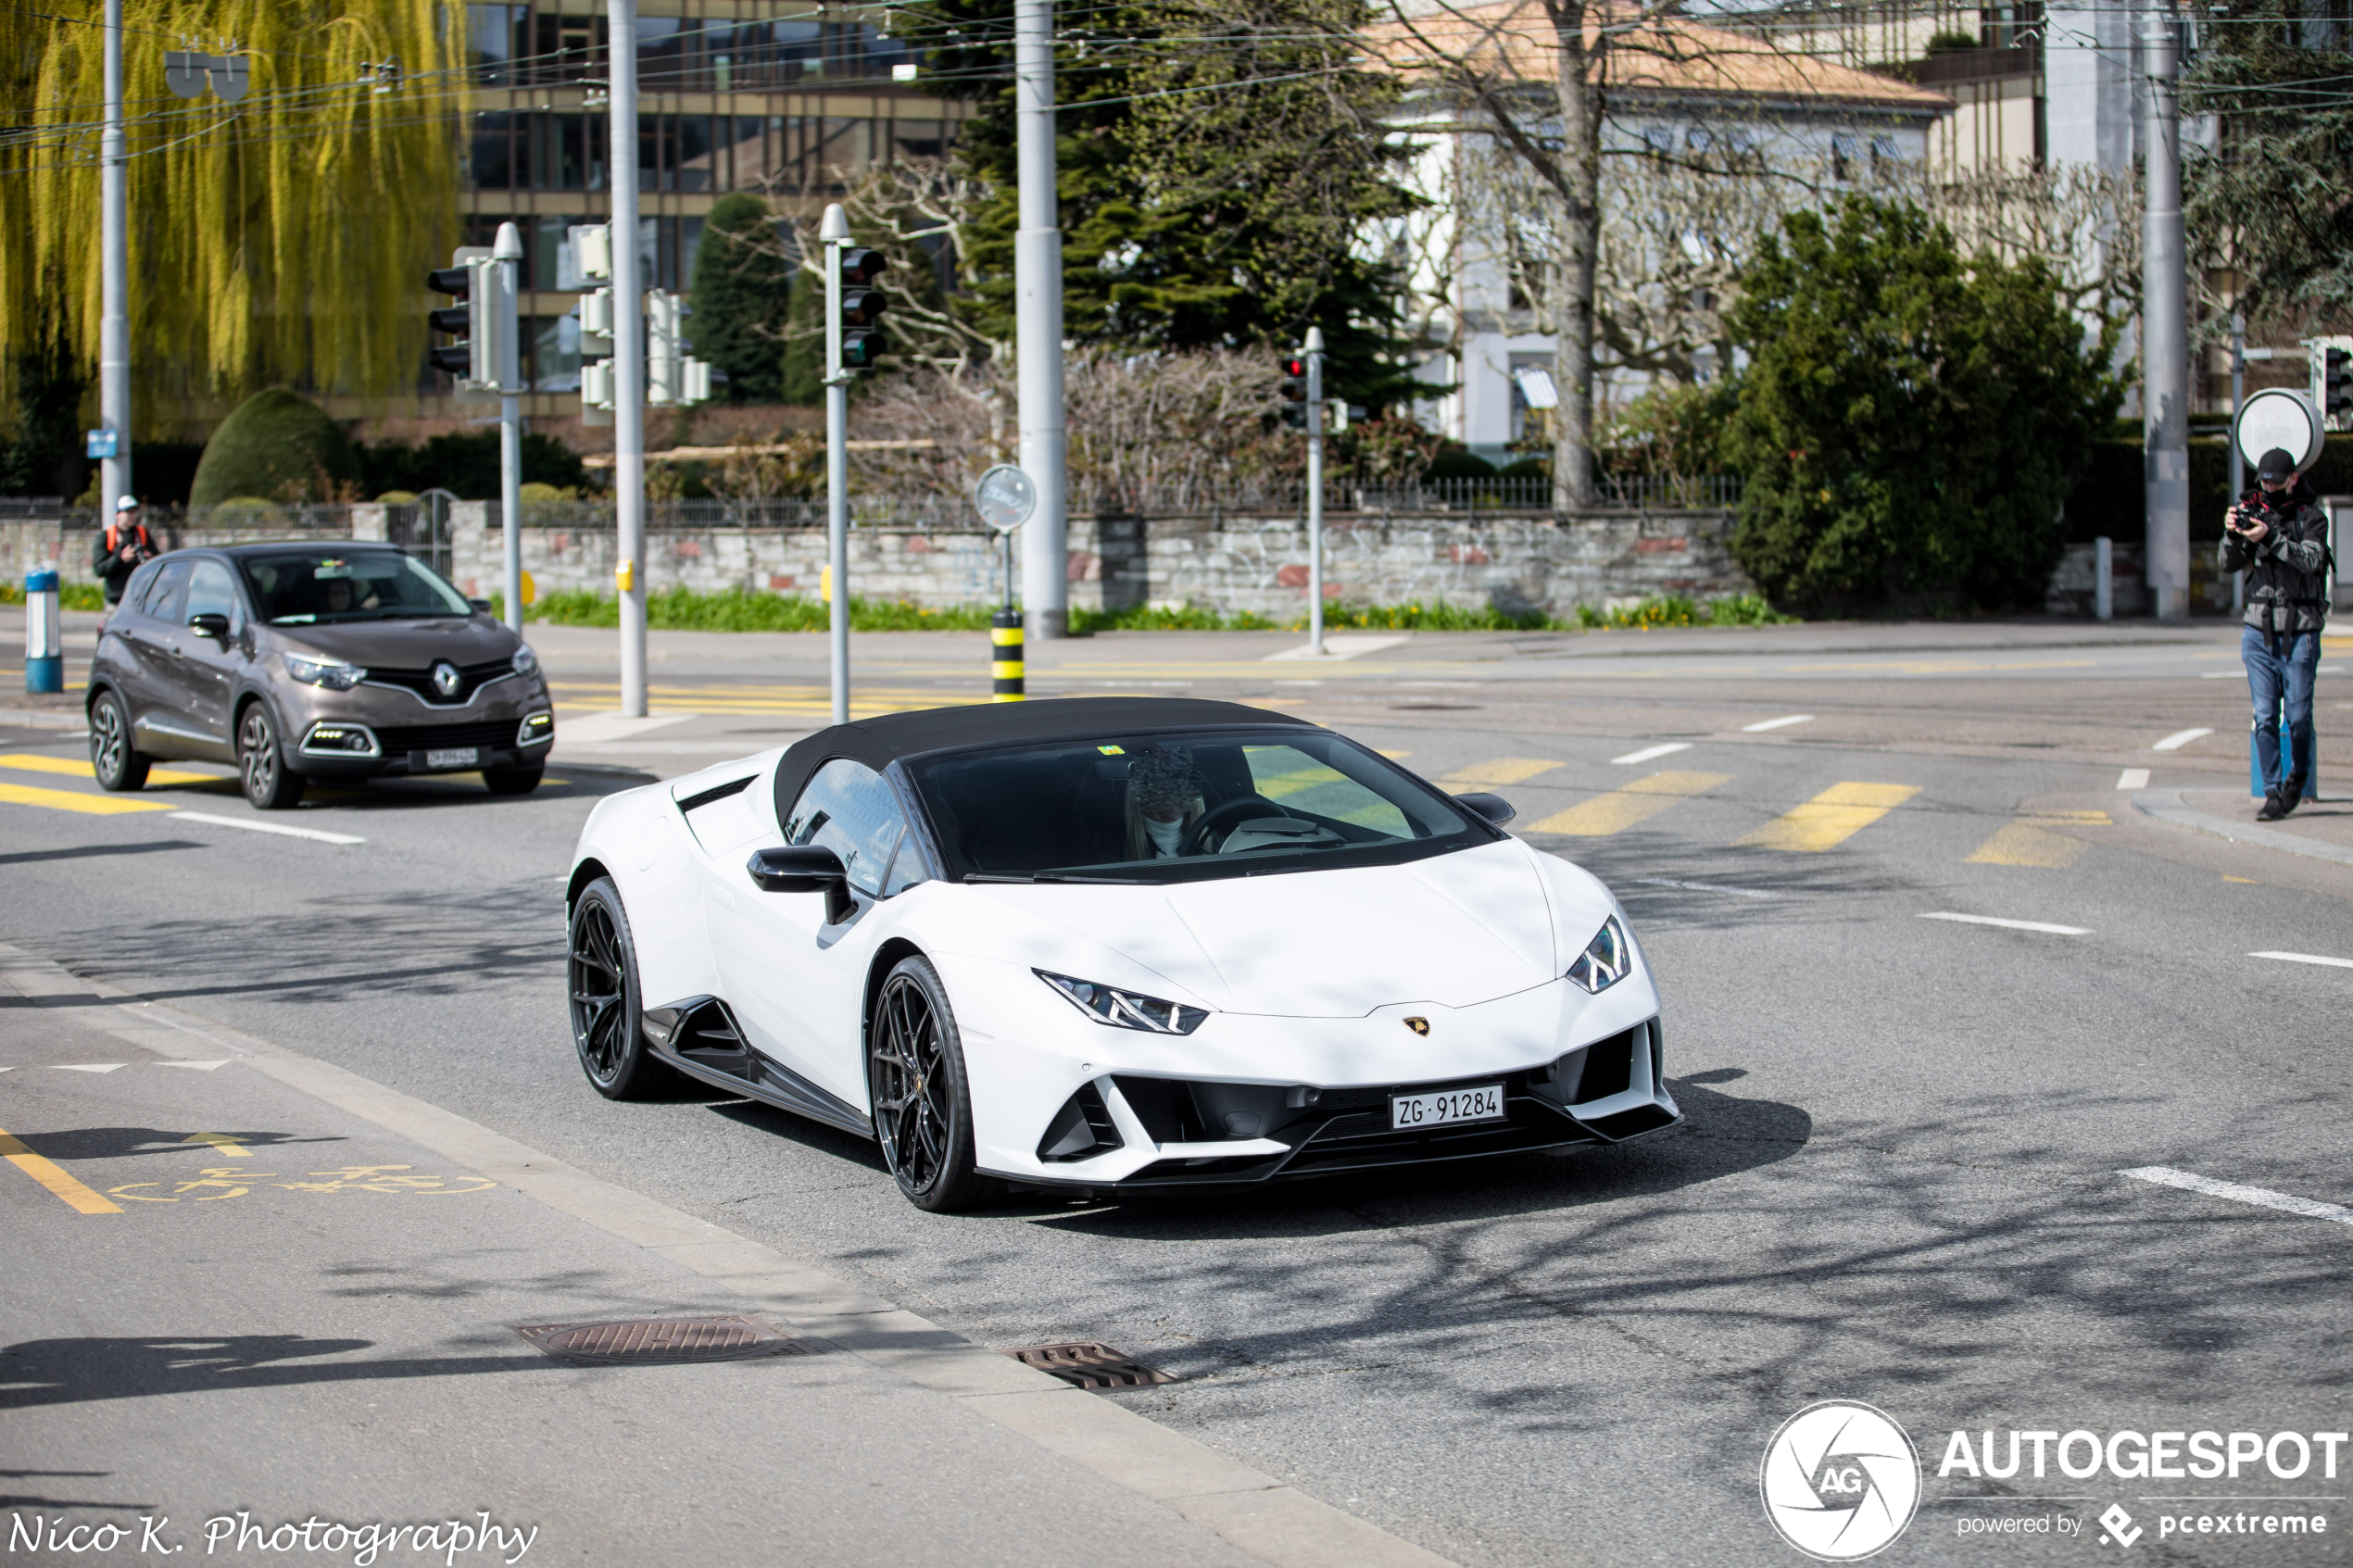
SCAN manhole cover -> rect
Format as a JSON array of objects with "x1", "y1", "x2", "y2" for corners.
[
  {"x1": 515, "y1": 1315, "x2": 806, "y2": 1367},
  {"x1": 1002, "y1": 1342, "x2": 1175, "y2": 1390}
]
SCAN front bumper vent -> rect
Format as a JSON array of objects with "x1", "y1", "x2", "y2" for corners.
[{"x1": 1038, "y1": 1081, "x2": 1124, "y2": 1162}]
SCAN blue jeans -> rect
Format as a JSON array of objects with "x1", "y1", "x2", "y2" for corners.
[{"x1": 2243, "y1": 626, "x2": 2320, "y2": 791}]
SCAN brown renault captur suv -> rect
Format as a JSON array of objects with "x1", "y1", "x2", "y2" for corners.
[{"x1": 88, "y1": 543, "x2": 555, "y2": 809}]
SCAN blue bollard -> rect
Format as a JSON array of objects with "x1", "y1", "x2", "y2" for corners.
[{"x1": 23, "y1": 568, "x2": 63, "y2": 693}]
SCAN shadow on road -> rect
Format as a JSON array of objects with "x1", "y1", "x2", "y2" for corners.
[
  {"x1": 0, "y1": 1335, "x2": 554, "y2": 1412},
  {"x1": 5, "y1": 1126, "x2": 345, "y2": 1161}
]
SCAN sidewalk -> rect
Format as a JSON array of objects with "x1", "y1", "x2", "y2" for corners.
[{"x1": 0, "y1": 946, "x2": 1447, "y2": 1568}]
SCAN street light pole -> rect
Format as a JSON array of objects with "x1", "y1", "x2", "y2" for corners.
[
  {"x1": 2141, "y1": 7, "x2": 2190, "y2": 621},
  {"x1": 1014, "y1": 0, "x2": 1067, "y2": 640},
  {"x1": 1304, "y1": 325, "x2": 1326, "y2": 655},
  {"x1": 609, "y1": 0, "x2": 648, "y2": 716},
  {"x1": 2229, "y1": 310, "x2": 2246, "y2": 614},
  {"x1": 822, "y1": 203, "x2": 851, "y2": 727},
  {"x1": 99, "y1": 0, "x2": 131, "y2": 512}
]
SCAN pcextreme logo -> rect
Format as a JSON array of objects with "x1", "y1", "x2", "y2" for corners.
[{"x1": 1761, "y1": 1400, "x2": 1924, "y2": 1562}]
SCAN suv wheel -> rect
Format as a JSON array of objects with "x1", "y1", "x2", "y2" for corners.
[
  {"x1": 237, "y1": 703, "x2": 307, "y2": 810},
  {"x1": 89, "y1": 690, "x2": 151, "y2": 792}
]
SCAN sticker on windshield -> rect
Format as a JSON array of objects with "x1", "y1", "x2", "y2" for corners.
[
  {"x1": 1097, "y1": 745, "x2": 1126, "y2": 755},
  {"x1": 313, "y1": 559, "x2": 352, "y2": 579}
]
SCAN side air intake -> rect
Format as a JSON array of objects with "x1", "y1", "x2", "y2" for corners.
[{"x1": 1038, "y1": 1081, "x2": 1124, "y2": 1162}]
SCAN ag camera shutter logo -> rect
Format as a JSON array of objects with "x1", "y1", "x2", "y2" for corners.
[{"x1": 1761, "y1": 1400, "x2": 1922, "y2": 1561}]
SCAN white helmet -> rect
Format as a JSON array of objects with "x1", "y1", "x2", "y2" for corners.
[{"x1": 116, "y1": 495, "x2": 140, "y2": 511}]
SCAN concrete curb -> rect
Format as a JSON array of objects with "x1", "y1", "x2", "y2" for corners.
[
  {"x1": 2132, "y1": 789, "x2": 2353, "y2": 869},
  {"x1": 0, "y1": 943, "x2": 1456, "y2": 1568}
]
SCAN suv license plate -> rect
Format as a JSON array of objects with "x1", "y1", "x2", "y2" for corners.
[
  {"x1": 422, "y1": 747, "x2": 480, "y2": 771},
  {"x1": 1390, "y1": 1084, "x2": 1504, "y2": 1130}
]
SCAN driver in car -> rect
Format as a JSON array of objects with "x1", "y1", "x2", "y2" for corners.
[{"x1": 1126, "y1": 747, "x2": 1205, "y2": 859}]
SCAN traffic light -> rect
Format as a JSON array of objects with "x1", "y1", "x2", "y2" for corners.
[
  {"x1": 1279, "y1": 355, "x2": 1309, "y2": 429},
  {"x1": 837, "y1": 247, "x2": 888, "y2": 369},
  {"x1": 2322, "y1": 340, "x2": 2353, "y2": 429},
  {"x1": 425, "y1": 253, "x2": 518, "y2": 390},
  {"x1": 646, "y1": 289, "x2": 714, "y2": 408},
  {"x1": 426, "y1": 265, "x2": 479, "y2": 379}
]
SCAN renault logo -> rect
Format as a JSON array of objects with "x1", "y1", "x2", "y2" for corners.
[
  {"x1": 1403, "y1": 1017, "x2": 1429, "y2": 1036},
  {"x1": 431, "y1": 660, "x2": 462, "y2": 698}
]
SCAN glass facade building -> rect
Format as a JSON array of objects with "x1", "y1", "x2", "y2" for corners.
[{"x1": 448, "y1": 1, "x2": 963, "y2": 409}]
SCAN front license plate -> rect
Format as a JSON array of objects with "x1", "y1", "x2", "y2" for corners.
[
  {"x1": 1390, "y1": 1084, "x2": 1504, "y2": 1130},
  {"x1": 422, "y1": 746, "x2": 480, "y2": 771}
]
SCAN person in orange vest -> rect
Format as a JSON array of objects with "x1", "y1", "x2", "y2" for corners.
[{"x1": 92, "y1": 495, "x2": 157, "y2": 606}]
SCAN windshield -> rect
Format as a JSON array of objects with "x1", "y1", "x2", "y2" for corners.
[
  {"x1": 907, "y1": 729, "x2": 1489, "y2": 884},
  {"x1": 238, "y1": 549, "x2": 473, "y2": 624}
]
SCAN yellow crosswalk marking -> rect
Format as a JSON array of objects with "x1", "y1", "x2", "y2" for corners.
[
  {"x1": 1736, "y1": 782, "x2": 1919, "y2": 852},
  {"x1": 1438, "y1": 758, "x2": 1563, "y2": 789},
  {"x1": 1526, "y1": 771, "x2": 1733, "y2": 836},
  {"x1": 0, "y1": 780, "x2": 178, "y2": 816},
  {"x1": 0, "y1": 1125, "x2": 123, "y2": 1214},
  {"x1": 1966, "y1": 823, "x2": 2086, "y2": 868},
  {"x1": 0, "y1": 754, "x2": 221, "y2": 786},
  {"x1": 1965, "y1": 810, "x2": 2108, "y2": 868}
]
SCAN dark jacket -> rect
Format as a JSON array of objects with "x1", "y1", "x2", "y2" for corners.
[
  {"x1": 91, "y1": 518, "x2": 156, "y2": 606},
  {"x1": 2219, "y1": 480, "x2": 2330, "y2": 635}
]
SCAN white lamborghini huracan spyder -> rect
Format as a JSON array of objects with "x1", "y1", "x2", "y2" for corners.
[{"x1": 564, "y1": 696, "x2": 1679, "y2": 1210}]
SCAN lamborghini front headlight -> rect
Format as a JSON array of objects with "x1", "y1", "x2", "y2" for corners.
[{"x1": 1567, "y1": 917, "x2": 1630, "y2": 994}]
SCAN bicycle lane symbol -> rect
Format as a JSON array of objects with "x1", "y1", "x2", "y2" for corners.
[{"x1": 108, "y1": 1165, "x2": 497, "y2": 1202}]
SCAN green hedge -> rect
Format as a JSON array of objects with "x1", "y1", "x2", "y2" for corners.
[{"x1": 502, "y1": 586, "x2": 1791, "y2": 634}]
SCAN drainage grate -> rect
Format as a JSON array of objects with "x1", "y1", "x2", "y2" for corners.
[
  {"x1": 515, "y1": 1315, "x2": 807, "y2": 1367},
  {"x1": 1001, "y1": 1341, "x2": 1176, "y2": 1390}
]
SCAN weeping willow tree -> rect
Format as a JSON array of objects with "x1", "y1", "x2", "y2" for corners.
[{"x1": 0, "y1": 0, "x2": 460, "y2": 429}]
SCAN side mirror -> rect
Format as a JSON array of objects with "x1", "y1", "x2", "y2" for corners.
[
  {"x1": 747, "y1": 846, "x2": 857, "y2": 924},
  {"x1": 1455, "y1": 791, "x2": 1516, "y2": 827},
  {"x1": 469, "y1": 598, "x2": 493, "y2": 613},
  {"x1": 186, "y1": 612, "x2": 231, "y2": 640}
]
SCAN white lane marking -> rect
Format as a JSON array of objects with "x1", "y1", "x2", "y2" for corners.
[
  {"x1": 1742, "y1": 714, "x2": 1815, "y2": 733},
  {"x1": 1632, "y1": 878, "x2": 1781, "y2": 899},
  {"x1": 155, "y1": 1060, "x2": 236, "y2": 1070},
  {"x1": 1919, "y1": 911, "x2": 2092, "y2": 935},
  {"x1": 1612, "y1": 742, "x2": 1692, "y2": 765},
  {"x1": 2250, "y1": 950, "x2": 2353, "y2": 970},
  {"x1": 2152, "y1": 727, "x2": 2214, "y2": 751},
  {"x1": 169, "y1": 811, "x2": 365, "y2": 846},
  {"x1": 2120, "y1": 1165, "x2": 2353, "y2": 1226},
  {"x1": 50, "y1": 1063, "x2": 127, "y2": 1073},
  {"x1": 2116, "y1": 768, "x2": 2151, "y2": 790}
]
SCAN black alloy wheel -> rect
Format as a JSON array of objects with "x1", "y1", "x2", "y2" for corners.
[
  {"x1": 484, "y1": 765, "x2": 544, "y2": 797},
  {"x1": 236, "y1": 702, "x2": 307, "y2": 810},
  {"x1": 567, "y1": 876, "x2": 673, "y2": 1100},
  {"x1": 868, "y1": 956, "x2": 995, "y2": 1211},
  {"x1": 89, "y1": 690, "x2": 150, "y2": 792}
]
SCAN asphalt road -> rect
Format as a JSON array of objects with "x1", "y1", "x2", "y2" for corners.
[{"x1": 4, "y1": 615, "x2": 2349, "y2": 1567}]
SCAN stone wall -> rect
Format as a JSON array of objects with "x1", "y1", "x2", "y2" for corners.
[{"x1": 422, "y1": 504, "x2": 1757, "y2": 619}]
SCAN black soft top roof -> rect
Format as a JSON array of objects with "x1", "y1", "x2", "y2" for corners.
[{"x1": 772, "y1": 696, "x2": 1315, "y2": 824}]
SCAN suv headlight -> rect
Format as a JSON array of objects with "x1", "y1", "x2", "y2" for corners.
[
  {"x1": 512, "y1": 644, "x2": 539, "y2": 676},
  {"x1": 1036, "y1": 970, "x2": 1208, "y2": 1035},
  {"x1": 282, "y1": 652, "x2": 365, "y2": 690},
  {"x1": 1566, "y1": 917, "x2": 1630, "y2": 994}
]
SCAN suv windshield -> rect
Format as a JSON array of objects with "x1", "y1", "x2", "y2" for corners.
[
  {"x1": 239, "y1": 549, "x2": 473, "y2": 624},
  {"x1": 907, "y1": 729, "x2": 1488, "y2": 884}
]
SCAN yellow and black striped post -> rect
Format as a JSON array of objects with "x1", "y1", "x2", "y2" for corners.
[{"x1": 991, "y1": 608, "x2": 1025, "y2": 701}]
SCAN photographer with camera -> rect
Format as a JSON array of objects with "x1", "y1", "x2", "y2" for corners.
[{"x1": 2221, "y1": 447, "x2": 2331, "y2": 821}]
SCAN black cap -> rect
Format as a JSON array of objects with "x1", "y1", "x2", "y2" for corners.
[{"x1": 2257, "y1": 447, "x2": 2297, "y2": 482}]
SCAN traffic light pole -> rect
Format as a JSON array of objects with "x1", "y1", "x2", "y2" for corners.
[
  {"x1": 98, "y1": 0, "x2": 130, "y2": 513},
  {"x1": 821, "y1": 203, "x2": 851, "y2": 727},
  {"x1": 2140, "y1": 9, "x2": 2190, "y2": 622},
  {"x1": 1014, "y1": 0, "x2": 1068, "y2": 640},
  {"x1": 1304, "y1": 326, "x2": 1326, "y2": 656},
  {"x1": 495, "y1": 222, "x2": 526, "y2": 635},
  {"x1": 2230, "y1": 312, "x2": 2246, "y2": 616},
  {"x1": 609, "y1": 0, "x2": 648, "y2": 717}
]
